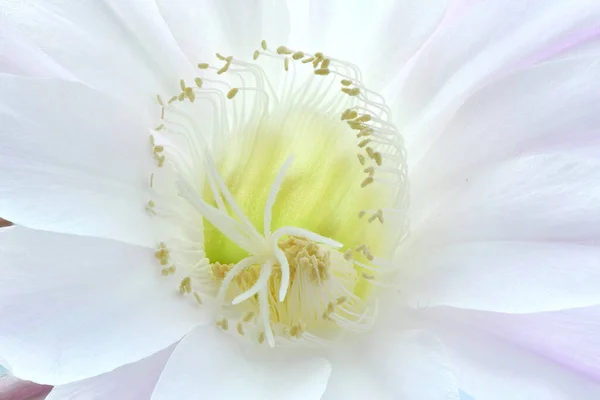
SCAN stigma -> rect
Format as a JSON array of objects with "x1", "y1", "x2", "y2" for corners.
[{"x1": 144, "y1": 41, "x2": 409, "y2": 347}]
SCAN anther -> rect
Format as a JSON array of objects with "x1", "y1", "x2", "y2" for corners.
[
  {"x1": 177, "y1": 92, "x2": 185, "y2": 101},
  {"x1": 371, "y1": 152, "x2": 383, "y2": 166},
  {"x1": 194, "y1": 77, "x2": 203, "y2": 88},
  {"x1": 237, "y1": 322, "x2": 245, "y2": 336},
  {"x1": 356, "y1": 114, "x2": 371, "y2": 122},
  {"x1": 302, "y1": 57, "x2": 315, "y2": 63},
  {"x1": 197, "y1": 63, "x2": 209, "y2": 69},
  {"x1": 179, "y1": 79, "x2": 186, "y2": 91},
  {"x1": 344, "y1": 249, "x2": 353, "y2": 261},
  {"x1": 364, "y1": 166, "x2": 375, "y2": 176},
  {"x1": 314, "y1": 68, "x2": 330, "y2": 75},
  {"x1": 227, "y1": 88, "x2": 239, "y2": 99},
  {"x1": 321, "y1": 58, "x2": 331, "y2": 69},
  {"x1": 258, "y1": 332, "x2": 265, "y2": 344},
  {"x1": 261, "y1": 40, "x2": 267, "y2": 50},
  {"x1": 277, "y1": 46, "x2": 293, "y2": 55},
  {"x1": 217, "y1": 60, "x2": 232, "y2": 74},
  {"x1": 243, "y1": 311, "x2": 255, "y2": 322},
  {"x1": 156, "y1": 95, "x2": 164, "y2": 106},
  {"x1": 358, "y1": 139, "x2": 371, "y2": 148},
  {"x1": 342, "y1": 87, "x2": 361, "y2": 96},
  {"x1": 253, "y1": 50, "x2": 260, "y2": 60},
  {"x1": 361, "y1": 176, "x2": 374, "y2": 188},
  {"x1": 193, "y1": 292, "x2": 203, "y2": 305},
  {"x1": 284, "y1": 57, "x2": 289, "y2": 72},
  {"x1": 341, "y1": 79, "x2": 352, "y2": 86},
  {"x1": 368, "y1": 209, "x2": 384, "y2": 224},
  {"x1": 341, "y1": 109, "x2": 358, "y2": 120},
  {"x1": 357, "y1": 153, "x2": 366, "y2": 165},
  {"x1": 155, "y1": 123, "x2": 164, "y2": 131},
  {"x1": 292, "y1": 51, "x2": 305, "y2": 60},
  {"x1": 168, "y1": 95, "x2": 177, "y2": 104},
  {"x1": 145, "y1": 200, "x2": 156, "y2": 215},
  {"x1": 217, "y1": 318, "x2": 229, "y2": 331}
]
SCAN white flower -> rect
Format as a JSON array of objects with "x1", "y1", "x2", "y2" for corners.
[{"x1": 1, "y1": 1, "x2": 600, "y2": 399}]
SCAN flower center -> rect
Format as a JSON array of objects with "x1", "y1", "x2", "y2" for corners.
[{"x1": 146, "y1": 41, "x2": 409, "y2": 347}]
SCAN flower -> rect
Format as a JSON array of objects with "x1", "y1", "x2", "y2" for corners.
[{"x1": 1, "y1": 0, "x2": 600, "y2": 399}]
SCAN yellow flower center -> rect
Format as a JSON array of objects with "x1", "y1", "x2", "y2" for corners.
[{"x1": 146, "y1": 41, "x2": 408, "y2": 347}]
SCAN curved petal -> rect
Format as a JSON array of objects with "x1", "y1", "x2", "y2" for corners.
[
  {"x1": 152, "y1": 326, "x2": 331, "y2": 400},
  {"x1": 0, "y1": 0, "x2": 188, "y2": 111},
  {"x1": 0, "y1": 376, "x2": 52, "y2": 400},
  {"x1": 385, "y1": 0, "x2": 600, "y2": 157},
  {"x1": 0, "y1": 75, "x2": 157, "y2": 247},
  {"x1": 324, "y1": 329, "x2": 459, "y2": 400},
  {"x1": 156, "y1": 0, "x2": 290, "y2": 63},
  {"x1": 423, "y1": 308, "x2": 600, "y2": 400},
  {"x1": 0, "y1": 226, "x2": 203, "y2": 385},
  {"x1": 0, "y1": 23, "x2": 76, "y2": 79},
  {"x1": 46, "y1": 345, "x2": 174, "y2": 400},
  {"x1": 410, "y1": 53, "x2": 600, "y2": 205},
  {"x1": 404, "y1": 241, "x2": 600, "y2": 313},
  {"x1": 411, "y1": 149, "x2": 600, "y2": 245}
]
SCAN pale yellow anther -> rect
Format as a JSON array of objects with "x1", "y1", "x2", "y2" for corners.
[
  {"x1": 161, "y1": 265, "x2": 176, "y2": 276},
  {"x1": 365, "y1": 147, "x2": 375, "y2": 157},
  {"x1": 227, "y1": 88, "x2": 239, "y2": 99},
  {"x1": 156, "y1": 94, "x2": 164, "y2": 106},
  {"x1": 179, "y1": 277, "x2": 192, "y2": 294},
  {"x1": 321, "y1": 58, "x2": 331, "y2": 69},
  {"x1": 314, "y1": 68, "x2": 330, "y2": 75},
  {"x1": 193, "y1": 292, "x2": 203, "y2": 305},
  {"x1": 261, "y1": 40, "x2": 267, "y2": 50},
  {"x1": 292, "y1": 51, "x2": 305, "y2": 60},
  {"x1": 155, "y1": 123, "x2": 164, "y2": 131},
  {"x1": 284, "y1": 57, "x2": 289, "y2": 72},
  {"x1": 372, "y1": 152, "x2": 383, "y2": 166},
  {"x1": 302, "y1": 56, "x2": 315, "y2": 63},
  {"x1": 341, "y1": 109, "x2": 358, "y2": 120},
  {"x1": 342, "y1": 87, "x2": 361, "y2": 96},
  {"x1": 341, "y1": 79, "x2": 352, "y2": 86},
  {"x1": 361, "y1": 176, "x2": 374, "y2": 188},
  {"x1": 217, "y1": 318, "x2": 229, "y2": 331},
  {"x1": 168, "y1": 95, "x2": 177, "y2": 104},
  {"x1": 197, "y1": 63, "x2": 209, "y2": 69},
  {"x1": 348, "y1": 121, "x2": 365, "y2": 130},
  {"x1": 357, "y1": 153, "x2": 366, "y2": 165},
  {"x1": 243, "y1": 311, "x2": 255, "y2": 322},
  {"x1": 194, "y1": 77, "x2": 203, "y2": 88},
  {"x1": 149, "y1": 135, "x2": 155, "y2": 146},
  {"x1": 184, "y1": 87, "x2": 196, "y2": 102},
  {"x1": 358, "y1": 210, "x2": 367, "y2": 218},
  {"x1": 358, "y1": 139, "x2": 371, "y2": 148},
  {"x1": 314, "y1": 52, "x2": 324, "y2": 58},
  {"x1": 368, "y1": 209, "x2": 384, "y2": 224},
  {"x1": 344, "y1": 249, "x2": 353, "y2": 261},
  {"x1": 364, "y1": 166, "x2": 375, "y2": 176},
  {"x1": 160, "y1": 107, "x2": 165, "y2": 120},
  {"x1": 357, "y1": 128, "x2": 374, "y2": 138},
  {"x1": 336, "y1": 296, "x2": 347, "y2": 305},
  {"x1": 355, "y1": 244, "x2": 367, "y2": 252},
  {"x1": 149, "y1": 173, "x2": 154, "y2": 188},
  {"x1": 217, "y1": 60, "x2": 232, "y2": 74},
  {"x1": 179, "y1": 79, "x2": 186, "y2": 91},
  {"x1": 362, "y1": 272, "x2": 374, "y2": 280},
  {"x1": 154, "y1": 145, "x2": 164, "y2": 153},
  {"x1": 276, "y1": 46, "x2": 293, "y2": 55},
  {"x1": 146, "y1": 200, "x2": 157, "y2": 215},
  {"x1": 236, "y1": 322, "x2": 245, "y2": 335},
  {"x1": 356, "y1": 114, "x2": 372, "y2": 122},
  {"x1": 157, "y1": 155, "x2": 166, "y2": 168},
  {"x1": 253, "y1": 50, "x2": 260, "y2": 60},
  {"x1": 178, "y1": 92, "x2": 185, "y2": 101},
  {"x1": 258, "y1": 332, "x2": 265, "y2": 344},
  {"x1": 216, "y1": 53, "x2": 228, "y2": 61}
]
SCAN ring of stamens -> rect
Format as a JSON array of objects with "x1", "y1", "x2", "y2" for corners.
[{"x1": 145, "y1": 40, "x2": 408, "y2": 347}]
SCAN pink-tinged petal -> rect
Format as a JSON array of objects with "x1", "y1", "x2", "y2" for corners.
[
  {"x1": 0, "y1": 226, "x2": 204, "y2": 385},
  {"x1": 410, "y1": 54, "x2": 600, "y2": 213},
  {"x1": 384, "y1": 1, "x2": 600, "y2": 159},
  {"x1": 404, "y1": 241, "x2": 600, "y2": 313},
  {"x1": 323, "y1": 329, "x2": 459, "y2": 400},
  {"x1": 0, "y1": 75, "x2": 157, "y2": 247},
  {"x1": 152, "y1": 326, "x2": 331, "y2": 400},
  {"x1": 0, "y1": 376, "x2": 52, "y2": 400},
  {"x1": 47, "y1": 345, "x2": 174, "y2": 400},
  {"x1": 422, "y1": 308, "x2": 600, "y2": 399}
]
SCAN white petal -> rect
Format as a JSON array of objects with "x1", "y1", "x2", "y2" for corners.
[
  {"x1": 156, "y1": 0, "x2": 290, "y2": 62},
  {"x1": 0, "y1": 0, "x2": 186, "y2": 110},
  {"x1": 385, "y1": 1, "x2": 600, "y2": 157},
  {"x1": 405, "y1": 241, "x2": 600, "y2": 313},
  {"x1": 0, "y1": 226, "x2": 203, "y2": 385},
  {"x1": 287, "y1": 0, "x2": 449, "y2": 88},
  {"x1": 323, "y1": 330, "x2": 459, "y2": 400},
  {"x1": 424, "y1": 309, "x2": 600, "y2": 400},
  {"x1": 410, "y1": 53, "x2": 600, "y2": 206},
  {"x1": 0, "y1": 75, "x2": 156, "y2": 247},
  {"x1": 46, "y1": 345, "x2": 174, "y2": 400},
  {"x1": 152, "y1": 326, "x2": 331, "y2": 400},
  {"x1": 0, "y1": 24, "x2": 76, "y2": 79},
  {"x1": 412, "y1": 150, "x2": 600, "y2": 245}
]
